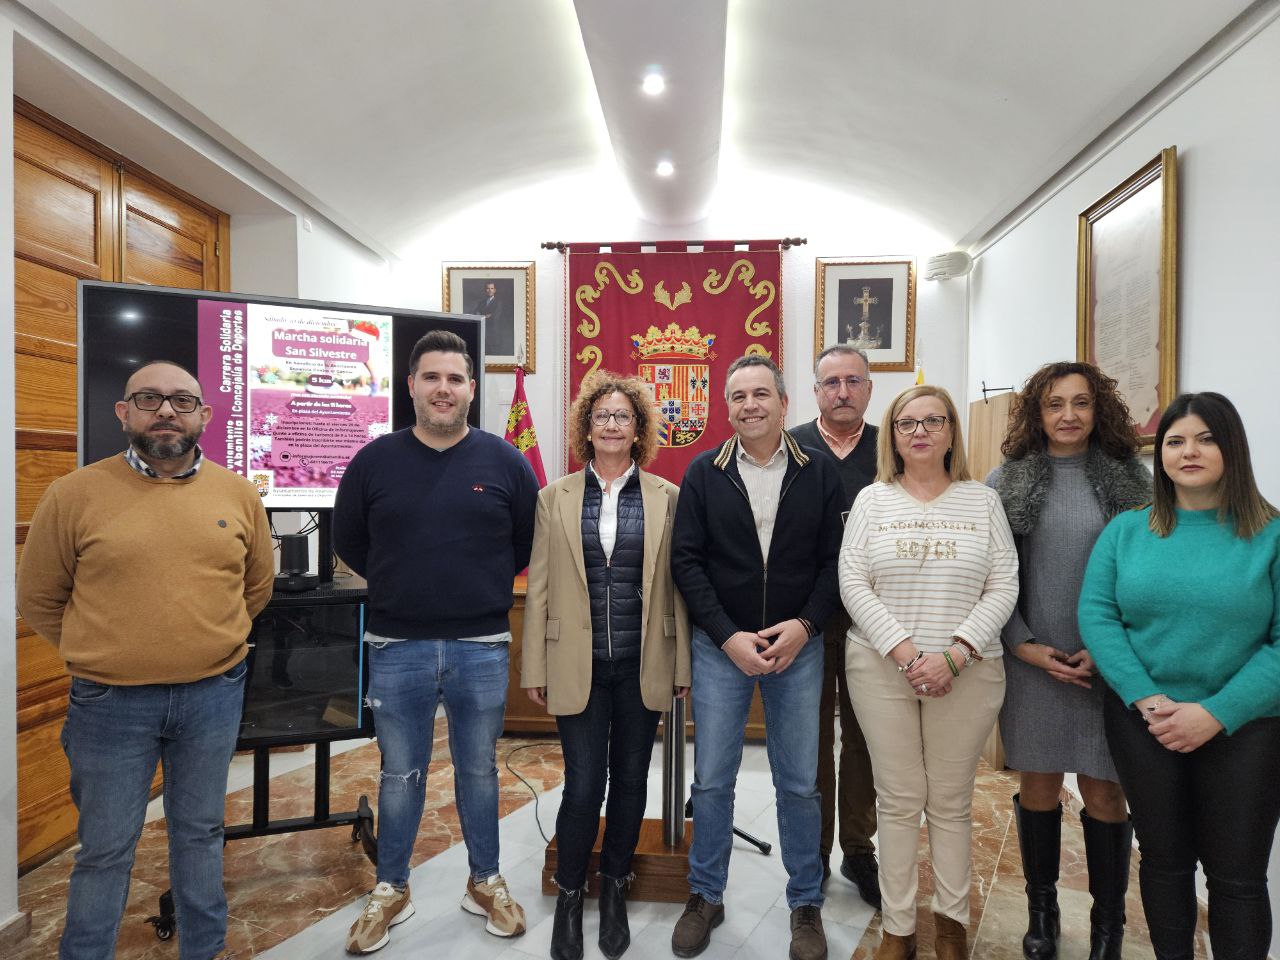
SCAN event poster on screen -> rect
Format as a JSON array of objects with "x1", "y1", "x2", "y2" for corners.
[{"x1": 197, "y1": 299, "x2": 393, "y2": 507}]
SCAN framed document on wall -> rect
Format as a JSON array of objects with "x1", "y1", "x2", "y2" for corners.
[{"x1": 1076, "y1": 147, "x2": 1177, "y2": 445}]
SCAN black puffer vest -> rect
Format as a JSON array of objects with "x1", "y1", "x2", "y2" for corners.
[{"x1": 581, "y1": 466, "x2": 644, "y2": 661}]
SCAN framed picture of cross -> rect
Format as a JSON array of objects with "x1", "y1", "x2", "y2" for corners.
[{"x1": 814, "y1": 257, "x2": 916, "y2": 372}]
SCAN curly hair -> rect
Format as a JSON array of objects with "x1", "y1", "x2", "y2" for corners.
[
  {"x1": 1001, "y1": 361, "x2": 1138, "y2": 460},
  {"x1": 568, "y1": 371, "x2": 660, "y2": 468}
]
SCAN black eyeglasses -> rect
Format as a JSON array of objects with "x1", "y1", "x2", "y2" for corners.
[
  {"x1": 125, "y1": 392, "x2": 203, "y2": 413},
  {"x1": 818, "y1": 375, "x2": 869, "y2": 394},
  {"x1": 893, "y1": 415, "x2": 949, "y2": 436},
  {"x1": 591, "y1": 410, "x2": 634, "y2": 427}
]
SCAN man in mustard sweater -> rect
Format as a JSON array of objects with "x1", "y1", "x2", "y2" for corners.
[{"x1": 18, "y1": 360, "x2": 274, "y2": 960}]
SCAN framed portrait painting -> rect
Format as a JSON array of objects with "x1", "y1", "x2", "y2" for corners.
[
  {"x1": 814, "y1": 257, "x2": 916, "y2": 372},
  {"x1": 442, "y1": 262, "x2": 536, "y2": 373},
  {"x1": 1077, "y1": 147, "x2": 1177, "y2": 445}
]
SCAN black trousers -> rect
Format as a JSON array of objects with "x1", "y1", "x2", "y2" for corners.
[
  {"x1": 1104, "y1": 691, "x2": 1280, "y2": 960},
  {"x1": 553, "y1": 657, "x2": 661, "y2": 890}
]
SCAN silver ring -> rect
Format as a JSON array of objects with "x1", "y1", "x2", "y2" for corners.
[{"x1": 920, "y1": 683, "x2": 929, "y2": 693}]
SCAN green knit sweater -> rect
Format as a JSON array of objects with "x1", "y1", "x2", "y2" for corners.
[{"x1": 1078, "y1": 506, "x2": 1280, "y2": 734}]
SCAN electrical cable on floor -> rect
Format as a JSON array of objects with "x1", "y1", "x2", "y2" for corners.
[{"x1": 503, "y1": 742, "x2": 553, "y2": 844}]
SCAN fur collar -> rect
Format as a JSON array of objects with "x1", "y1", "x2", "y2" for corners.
[{"x1": 991, "y1": 447, "x2": 1151, "y2": 536}]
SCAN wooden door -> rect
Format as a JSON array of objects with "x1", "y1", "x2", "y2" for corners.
[{"x1": 13, "y1": 101, "x2": 230, "y2": 870}]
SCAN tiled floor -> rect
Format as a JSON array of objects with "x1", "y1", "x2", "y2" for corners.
[{"x1": 17, "y1": 719, "x2": 1216, "y2": 959}]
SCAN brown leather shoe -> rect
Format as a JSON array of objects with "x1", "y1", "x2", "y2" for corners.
[
  {"x1": 671, "y1": 893, "x2": 723, "y2": 958},
  {"x1": 872, "y1": 931, "x2": 916, "y2": 959},
  {"x1": 788, "y1": 905, "x2": 827, "y2": 960},
  {"x1": 934, "y1": 913, "x2": 967, "y2": 960}
]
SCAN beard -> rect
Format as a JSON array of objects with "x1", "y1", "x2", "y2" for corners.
[
  {"x1": 414, "y1": 392, "x2": 470, "y2": 437},
  {"x1": 128, "y1": 423, "x2": 202, "y2": 461}
]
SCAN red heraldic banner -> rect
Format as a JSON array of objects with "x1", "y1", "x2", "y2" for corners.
[
  {"x1": 505, "y1": 366, "x2": 547, "y2": 486},
  {"x1": 567, "y1": 246, "x2": 783, "y2": 484}
]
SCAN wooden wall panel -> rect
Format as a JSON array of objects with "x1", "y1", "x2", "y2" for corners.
[
  {"x1": 17, "y1": 628, "x2": 65, "y2": 693},
  {"x1": 15, "y1": 258, "x2": 79, "y2": 346},
  {"x1": 15, "y1": 353, "x2": 77, "y2": 434},
  {"x1": 16, "y1": 721, "x2": 77, "y2": 863},
  {"x1": 12, "y1": 114, "x2": 115, "y2": 280},
  {"x1": 123, "y1": 173, "x2": 220, "y2": 290},
  {"x1": 16, "y1": 451, "x2": 78, "y2": 523}
]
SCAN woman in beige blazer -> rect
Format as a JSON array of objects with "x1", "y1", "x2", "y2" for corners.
[{"x1": 522, "y1": 371, "x2": 690, "y2": 960}]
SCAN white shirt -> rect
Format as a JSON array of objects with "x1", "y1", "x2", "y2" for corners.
[
  {"x1": 590, "y1": 460, "x2": 637, "y2": 560},
  {"x1": 735, "y1": 436, "x2": 788, "y2": 559}
]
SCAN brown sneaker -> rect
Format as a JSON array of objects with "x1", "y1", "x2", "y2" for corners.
[
  {"x1": 346, "y1": 882, "x2": 414, "y2": 954},
  {"x1": 462, "y1": 874, "x2": 527, "y2": 937},
  {"x1": 789, "y1": 905, "x2": 827, "y2": 960},
  {"x1": 671, "y1": 893, "x2": 723, "y2": 958}
]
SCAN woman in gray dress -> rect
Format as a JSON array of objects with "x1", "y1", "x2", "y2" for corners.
[{"x1": 988, "y1": 362, "x2": 1150, "y2": 960}]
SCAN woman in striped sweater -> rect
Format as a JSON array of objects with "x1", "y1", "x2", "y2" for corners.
[{"x1": 839, "y1": 385, "x2": 1018, "y2": 960}]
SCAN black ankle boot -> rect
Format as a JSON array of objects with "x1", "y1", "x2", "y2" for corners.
[
  {"x1": 598, "y1": 875, "x2": 631, "y2": 960},
  {"x1": 551, "y1": 887, "x2": 584, "y2": 960},
  {"x1": 1082, "y1": 808, "x2": 1132, "y2": 960},
  {"x1": 1014, "y1": 793, "x2": 1061, "y2": 960}
]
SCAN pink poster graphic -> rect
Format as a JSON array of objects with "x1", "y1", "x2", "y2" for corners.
[
  {"x1": 196, "y1": 300, "x2": 248, "y2": 472},
  {"x1": 246, "y1": 304, "x2": 393, "y2": 506}
]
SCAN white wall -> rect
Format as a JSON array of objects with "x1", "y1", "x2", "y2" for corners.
[
  {"x1": 968, "y1": 15, "x2": 1280, "y2": 952},
  {"x1": 969, "y1": 14, "x2": 1280, "y2": 500},
  {"x1": 0, "y1": 14, "x2": 20, "y2": 938},
  {"x1": 230, "y1": 214, "x2": 299, "y2": 299},
  {"x1": 386, "y1": 168, "x2": 962, "y2": 481},
  {"x1": 295, "y1": 217, "x2": 392, "y2": 306}
]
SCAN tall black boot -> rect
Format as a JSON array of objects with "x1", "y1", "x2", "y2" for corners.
[
  {"x1": 551, "y1": 887, "x2": 584, "y2": 960},
  {"x1": 1014, "y1": 793, "x2": 1061, "y2": 960},
  {"x1": 1081, "y1": 808, "x2": 1132, "y2": 960},
  {"x1": 598, "y1": 874, "x2": 632, "y2": 960}
]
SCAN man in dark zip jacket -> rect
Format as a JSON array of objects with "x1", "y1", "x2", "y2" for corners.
[{"x1": 669, "y1": 355, "x2": 844, "y2": 960}]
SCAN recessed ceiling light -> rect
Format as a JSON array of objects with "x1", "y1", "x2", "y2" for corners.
[
  {"x1": 655, "y1": 160, "x2": 674, "y2": 177},
  {"x1": 642, "y1": 71, "x2": 665, "y2": 96}
]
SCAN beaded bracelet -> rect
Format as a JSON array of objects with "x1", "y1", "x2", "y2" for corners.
[{"x1": 896, "y1": 651, "x2": 924, "y2": 674}]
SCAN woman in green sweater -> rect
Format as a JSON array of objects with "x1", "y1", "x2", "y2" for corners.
[{"x1": 1078, "y1": 392, "x2": 1280, "y2": 960}]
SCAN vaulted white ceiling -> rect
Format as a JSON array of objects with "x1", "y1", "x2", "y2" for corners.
[{"x1": 15, "y1": 0, "x2": 1255, "y2": 257}]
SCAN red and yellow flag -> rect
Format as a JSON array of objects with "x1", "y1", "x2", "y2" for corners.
[{"x1": 505, "y1": 366, "x2": 547, "y2": 486}]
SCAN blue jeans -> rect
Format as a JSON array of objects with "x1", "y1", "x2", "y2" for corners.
[
  {"x1": 59, "y1": 662, "x2": 247, "y2": 960},
  {"x1": 688, "y1": 627, "x2": 824, "y2": 909},
  {"x1": 366, "y1": 638, "x2": 509, "y2": 887},
  {"x1": 554, "y1": 657, "x2": 661, "y2": 889}
]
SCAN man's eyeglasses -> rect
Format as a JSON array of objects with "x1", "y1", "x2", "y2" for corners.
[
  {"x1": 818, "y1": 376, "x2": 869, "y2": 394},
  {"x1": 893, "y1": 415, "x2": 949, "y2": 436},
  {"x1": 125, "y1": 392, "x2": 203, "y2": 413},
  {"x1": 591, "y1": 410, "x2": 634, "y2": 427}
]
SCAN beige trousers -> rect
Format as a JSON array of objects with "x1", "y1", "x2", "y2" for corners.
[{"x1": 846, "y1": 642, "x2": 1005, "y2": 935}]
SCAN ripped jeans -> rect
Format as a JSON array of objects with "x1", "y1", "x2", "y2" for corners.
[{"x1": 365, "y1": 637, "x2": 509, "y2": 888}]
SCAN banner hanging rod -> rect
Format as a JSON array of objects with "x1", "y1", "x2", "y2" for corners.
[{"x1": 540, "y1": 237, "x2": 807, "y2": 253}]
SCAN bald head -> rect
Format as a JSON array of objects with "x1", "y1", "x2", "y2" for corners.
[{"x1": 124, "y1": 361, "x2": 202, "y2": 401}]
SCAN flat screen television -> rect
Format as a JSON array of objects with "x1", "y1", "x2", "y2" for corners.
[{"x1": 78, "y1": 281, "x2": 484, "y2": 510}]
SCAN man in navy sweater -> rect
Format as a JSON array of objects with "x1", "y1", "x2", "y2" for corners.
[
  {"x1": 334, "y1": 330, "x2": 539, "y2": 954},
  {"x1": 670, "y1": 355, "x2": 845, "y2": 960}
]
